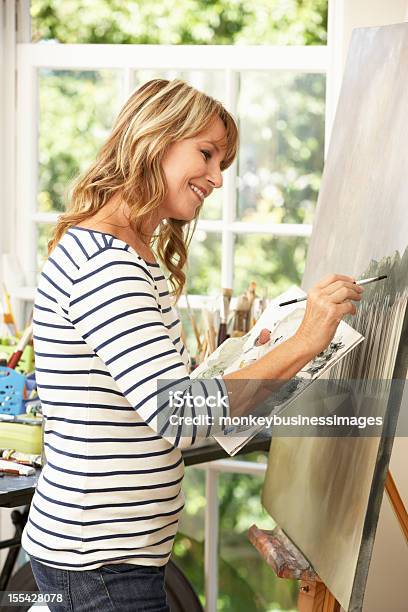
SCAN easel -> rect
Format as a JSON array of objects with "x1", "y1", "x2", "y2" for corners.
[{"x1": 248, "y1": 470, "x2": 408, "y2": 612}]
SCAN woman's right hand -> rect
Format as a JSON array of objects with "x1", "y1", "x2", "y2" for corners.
[
  {"x1": 295, "y1": 274, "x2": 363, "y2": 357},
  {"x1": 224, "y1": 274, "x2": 363, "y2": 416}
]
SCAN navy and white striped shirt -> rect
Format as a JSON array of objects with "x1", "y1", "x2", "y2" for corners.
[{"x1": 22, "y1": 226, "x2": 227, "y2": 570}]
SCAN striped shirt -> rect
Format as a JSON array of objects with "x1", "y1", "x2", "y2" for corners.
[{"x1": 21, "y1": 226, "x2": 227, "y2": 570}]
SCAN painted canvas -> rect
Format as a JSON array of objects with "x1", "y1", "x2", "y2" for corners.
[{"x1": 262, "y1": 23, "x2": 408, "y2": 611}]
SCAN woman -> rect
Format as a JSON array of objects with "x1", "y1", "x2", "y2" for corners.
[{"x1": 21, "y1": 79, "x2": 362, "y2": 611}]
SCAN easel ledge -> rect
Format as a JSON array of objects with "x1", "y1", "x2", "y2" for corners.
[
  {"x1": 248, "y1": 471, "x2": 408, "y2": 612},
  {"x1": 247, "y1": 524, "x2": 339, "y2": 612}
]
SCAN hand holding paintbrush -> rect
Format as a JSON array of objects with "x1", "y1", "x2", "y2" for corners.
[{"x1": 279, "y1": 275, "x2": 387, "y2": 307}]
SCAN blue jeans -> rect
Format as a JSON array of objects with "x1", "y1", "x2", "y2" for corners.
[{"x1": 29, "y1": 557, "x2": 170, "y2": 612}]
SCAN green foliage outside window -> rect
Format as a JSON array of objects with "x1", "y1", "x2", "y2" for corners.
[
  {"x1": 31, "y1": 2, "x2": 327, "y2": 610},
  {"x1": 31, "y1": 0, "x2": 327, "y2": 46}
]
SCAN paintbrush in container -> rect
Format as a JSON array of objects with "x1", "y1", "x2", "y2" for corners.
[
  {"x1": 217, "y1": 288, "x2": 233, "y2": 347},
  {"x1": 2, "y1": 283, "x2": 19, "y2": 337},
  {"x1": 246, "y1": 281, "x2": 257, "y2": 329},
  {"x1": 184, "y1": 292, "x2": 203, "y2": 353},
  {"x1": 232, "y1": 293, "x2": 250, "y2": 337},
  {"x1": 251, "y1": 292, "x2": 268, "y2": 326}
]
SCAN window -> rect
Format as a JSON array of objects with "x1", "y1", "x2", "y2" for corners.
[{"x1": 18, "y1": 46, "x2": 327, "y2": 301}]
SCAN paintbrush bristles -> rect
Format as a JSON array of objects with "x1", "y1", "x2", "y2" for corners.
[
  {"x1": 232, "y1": 282, "x2": 258, "y2": 333},
  {"x1": 246, "y1": 281, "x2": 257, "y2": 329},
  {"x1": 220, "y1": 288, "x2": 233, "y2": 323},
  {"x1": 233, "y1": 294, "x2": 250, "y2": 333}
]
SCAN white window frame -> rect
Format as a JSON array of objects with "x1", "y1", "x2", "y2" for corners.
[{"x1": 13, "y1": 43, "x2": 328, "y2": 308}]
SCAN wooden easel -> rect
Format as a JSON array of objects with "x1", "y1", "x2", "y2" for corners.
[
  {"x1": 248, "y1": 470, "x2": 408, "y2": 612},
  {"x1": 384, "y1": 471, "x2": 408, "y2": 541}
]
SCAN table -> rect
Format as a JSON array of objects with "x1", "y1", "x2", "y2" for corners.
[{"x1": 0, "y1": 432, "x2": 271, "y2": 508}]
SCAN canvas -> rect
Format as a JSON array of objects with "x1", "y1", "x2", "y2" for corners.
[{"x1": 262, "y1": 23, "x2": 408, "y2": 611}]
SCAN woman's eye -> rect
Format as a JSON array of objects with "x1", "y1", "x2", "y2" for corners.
[{"x1": 201, "y1": 150, "x2": 211, "y2": 161}]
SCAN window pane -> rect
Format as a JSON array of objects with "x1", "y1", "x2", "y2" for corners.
[
  {"x1": 175, "y1": 230, "x2": 222, "y2": 363},
  {"x1": 197, "y1": 189, "x2": 223, "y2": 221},
  {"x1": 132, "y1": 69, "x2": 226, "y2": 103},
  {"x1": 178, "y1": 307, "x2": 209, "y2": 368},
  {"x1": 132, "y1": 69, "x2": 226, "y2": 220},
  {"x1": 218, "y1": 465, "x2": 298, "y2": 611},
  {"x1": 186, "y1": 231, "x2": 221, "y2": 295},
  {"x1": 178, "y1": 308, "x2": 195, "y2": 365},
  {"x1": 173, "y1": 467, "x2": 206, "y2": 606},
  {"x1": 172, "y1": 456, "x2": 299, "y2": 611},
  {"x1": 38, "y1": 69, "x2": 122, "y2": 213},
  {"x1": 31, "y1": 1, "x2": 328, "y2": 46},
  {"x1": 234, "y1": 234, "x2": 309, "y2": 296},
  {"x1": 237, "y1": 72, "x2": 325, "y2": 225}
]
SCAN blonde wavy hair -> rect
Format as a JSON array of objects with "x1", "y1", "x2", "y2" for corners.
[{"x1": 48, "y1": 78, "x2": 238, "y2": 298}]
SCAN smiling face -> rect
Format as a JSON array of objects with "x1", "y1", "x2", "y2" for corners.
[{"x1": 159, "y1": 116, "x2": 227, "y2": 221}]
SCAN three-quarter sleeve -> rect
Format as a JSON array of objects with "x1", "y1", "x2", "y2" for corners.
[{"x1": 68, "y1": 248, "x2": 228, "y2": 448}]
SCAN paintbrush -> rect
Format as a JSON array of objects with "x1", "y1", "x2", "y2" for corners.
[
  {"x1": 246, "y1": 281, "x2": 257, "y2": 328},
  {"x1": 2, "y1": 283, "x2": 19, "y2": 337},
  {"x1": 217, "y1": 288, "x2": 233, "y2": 347},
  {"x1": 232, "y1": 293, "x2": 251, "y2": 335},
  {"x1": 7, "y1": 325, "x2": 32, "y2": 369},
  {"x1": 184, "y1": 292, "x2": 203, "y2": 353},
  {"x1": 251, "y1": 294, "x2": 267, "y2": 327},
  {"x1": 200, "y1": 337, "x2": 208, "y2": 362},
  {"x1": 0, "y1": 459, "x2": 35, "y2": 476},
  {"x1": 279, "y1": 275, "x2": 388, "y2": 307}
]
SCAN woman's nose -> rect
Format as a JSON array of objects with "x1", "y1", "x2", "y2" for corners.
[{"x1": 207, "y1": 168, "x2": 223, "y2": 189}]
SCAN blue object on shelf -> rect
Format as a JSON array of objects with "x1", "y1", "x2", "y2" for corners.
[{"x1": 0, "y1": 366, "x2": 26, "y2": 415}]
